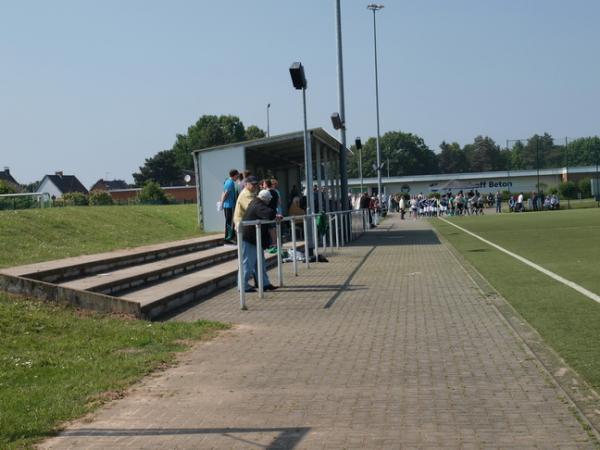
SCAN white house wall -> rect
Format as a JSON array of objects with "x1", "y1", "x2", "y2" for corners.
[
  {"x1": 37, "y1": 178, "x2": 62, "y2": 198},
  {"x1": 198, "y1": 145, "x2": 245, "y2": 233}
]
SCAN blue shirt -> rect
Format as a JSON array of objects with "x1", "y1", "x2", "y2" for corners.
[{"x1": 223, "y1": 178, "x2": 236, "y2": 209}]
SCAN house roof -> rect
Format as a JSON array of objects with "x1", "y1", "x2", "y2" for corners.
[
  {"x1": 42, "y1": 174, "x2": 89, "y2": 195},
  {"x1": 90, "y1": 179, "x2": 129, "y2": 191},
  {"x1": 0, "y1": 169, "x2": 18, "y2": 186}
]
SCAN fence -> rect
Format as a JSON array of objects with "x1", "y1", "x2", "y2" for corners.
[
  {"x1": 0, "y1": 192, "x2": 51, "y2": 210},
  {"x1": 236, "y1": 209, "x2": 369, "y2": 310}
]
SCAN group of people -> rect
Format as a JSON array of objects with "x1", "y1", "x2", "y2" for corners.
[
  {"x1": 508, "y1": 192, "x2": 560, "y2": 212},
  {"x1": 220, "y1": 169, "x2": 282, "y2": 293}
]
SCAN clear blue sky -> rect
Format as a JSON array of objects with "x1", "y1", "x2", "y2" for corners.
[{"x1": 2, "y1": 0, "x2": 599, "y2": 186}]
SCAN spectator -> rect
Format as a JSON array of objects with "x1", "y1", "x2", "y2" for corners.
[
  {"x1": 220, "y1": 169, "x2": 239, "y2": 244},
  {"x1": 517, "y1": 192, "x2": 524, "y2": 212},
  {"x1": 240, "y1": 189, "x2": 278, "y2": 293},
  {"x1": 233, "y1": 176, "x2": 259, "y2": 227},
  {"x1": 495, "y1": 191, "x2": 502, "y2": 213}
]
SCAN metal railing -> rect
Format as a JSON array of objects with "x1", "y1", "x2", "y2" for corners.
[{"x1": 236, "y1": 208, "x2": 369, "y2": 310}]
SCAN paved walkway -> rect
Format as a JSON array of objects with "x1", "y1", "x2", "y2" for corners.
[{"x1": 41, "y1": 215, "x2": 595, "y2": 449}]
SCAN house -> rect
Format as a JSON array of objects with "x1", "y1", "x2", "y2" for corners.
[
  {"x1": 90, "y1": 179, "x2": 129, "y2": 192},
  {"x1": 37, "y1": 172, "x2": 89, "y2": 198},
  {"x1": 0, "y1": 167, "x2": 19, "y2": 189}
]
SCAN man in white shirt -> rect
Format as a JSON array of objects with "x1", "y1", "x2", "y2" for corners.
[{"x1": 517, "y1": 192, "x2": 524, "y2": 212}]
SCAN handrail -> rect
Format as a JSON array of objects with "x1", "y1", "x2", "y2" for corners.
[{"x1": 237, "y1": 208, "x2": 369, "y2": 310}]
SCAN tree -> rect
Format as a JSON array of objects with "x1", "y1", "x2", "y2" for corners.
[
  {"x1": 137, "y1": 180, "x2": 170, "y2": 204},
  {"x1": 519, "y1": 133, "x2": 554, "y2": 170},
  {"x1": 245, "y1": 125, "x2": 266, "y2": 141},
  {"x1": 0, "y1": 180, "x2": 16, "y2": 194},
  {"x1": 467, "y1": 136, "x2": 503, "y2": 172},
  {"x1": 134, "y1": 115, "x2": 266, "y2": 186},
  {"x1": 133, "y1": 150, "x2": 181, "y2": 187},
  {"x1": 348, "y1": 131, "x2": 437, "y2": 178},
  {"x1": 565, "y1": 137, "x2": 600, "y2": 167},
  {"x1": 438, "y1": 141, "x2": 468, "y2": 173}
]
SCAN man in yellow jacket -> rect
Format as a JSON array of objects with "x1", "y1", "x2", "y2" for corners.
[{"x1": 233, "y1": 175, "x2": 259, "y2": 227}]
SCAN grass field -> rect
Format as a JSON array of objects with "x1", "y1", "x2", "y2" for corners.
[
  {"x1": 0, "y1": 204, "x2": 203, "y2": 268},
  {"x1": 432, "y1": 208, "x2": 600, "y2": 391},
  {"x1": 0, "y1": 204, "x2": 227, "y2": 448}
]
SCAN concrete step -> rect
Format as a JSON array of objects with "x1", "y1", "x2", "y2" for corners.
[
  {"x1": 1, "y1": 235, "x2": 223, "y2": 284},
  {"x1": 123, "y1": 242, "x2": 305, "y2": 319},
  {"x1": 60, "y1": 244, "x2": 239, "y2": 296}
]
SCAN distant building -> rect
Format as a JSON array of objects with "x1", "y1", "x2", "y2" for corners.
[
  {"x1": 0, "y1": 167, "x2": 19, "y2": 189},
  {"x1": 90, "y1": 179, "x2": 129, "y2": 191},
  {"x1": 37, "y1": 172, "x2": 89, "y2": 198}
]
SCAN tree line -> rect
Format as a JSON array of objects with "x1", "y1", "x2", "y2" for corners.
[
  {"x1": 133, "y1": 115, "x2": 600, "y2": 186},
  {"x1": 347, "y1": 132, "x2": 600, "y2": 179}
]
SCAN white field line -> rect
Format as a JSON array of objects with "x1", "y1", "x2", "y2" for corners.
[{"x1": 438, "y1": 217, "x2": 600, "y2": 305}]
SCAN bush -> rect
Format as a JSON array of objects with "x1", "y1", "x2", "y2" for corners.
[
  {"x1": 0, "y1": 180, "x2": 17, "y2": 194},
  {"x1": 559, "y1": 181, "x2": 577, "y2": 199},
  {"x1": 548, "y1": 186, "x2": 559, "y2": 195},
  {"x1": 578, "y1": 178, "x2": 592, "y2": 198},
  {"x1": 89, "y1": 191, "x2": 114, "y2": 206},
  {"x1": 137, "y1": 181, "x2": 170, "y2": 204},
  {"x1": 62, "y1": 192, "x2": 88, "y2": 206}
]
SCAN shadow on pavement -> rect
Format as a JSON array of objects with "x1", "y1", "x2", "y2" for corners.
[
  {"x1": 59, "y1": 427, "x2": 311, "y2": 449},
  {"x1": 351, "y1": 228, "x2": 441, "y2": 246}
]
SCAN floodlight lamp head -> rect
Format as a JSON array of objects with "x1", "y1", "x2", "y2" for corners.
[
  {"x1": 330, "y1": 112, "x2": 344, "y2": 130},
  {"x1": 289, "y1": 62, "x2": 307, "y2": 90},
  {"x1": 355, "y1": 138, "x2": 362, "y2": 149},
  {"x1": 367, "y1": 3, "x2": 384, "y2": 11}
]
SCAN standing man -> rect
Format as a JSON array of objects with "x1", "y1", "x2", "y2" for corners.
[
  {"x1": 221, "y1": 169, "x2": 239, "y2": 244},
  {"x1": 495, "y1": 191, "x2": 502, "y2": 213},
  {"x1": 241, "y1": 189, "x2": 278, "y2": 292},
  {"x1": 517, "y1": 192, "x2": 524, "y2": 212},
  {"x1": 233, "y1": 175, "x2": 259, "y2": 228}
]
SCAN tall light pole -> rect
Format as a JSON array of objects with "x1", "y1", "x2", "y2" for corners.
[
  {"x1": 355, "y1": 137, "x2": 363, "y2": 193},
  {"x1": 289, "y1": 62, "x2": 315, "y2": 225},
  {"x1": 266, "y1": 103, "x2": 271, "y2": 137},
  {"x1": 368, "y1": 3, "x2": 384, "y2": 206},
  {"x1": 335, "y1": 0, "x2": 349, "y2": 211}
]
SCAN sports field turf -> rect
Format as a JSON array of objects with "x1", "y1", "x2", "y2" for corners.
[{"x1": 432, "y1": 208, "x2": 600, "y2": 391}]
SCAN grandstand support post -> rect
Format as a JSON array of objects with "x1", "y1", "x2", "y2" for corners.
[
  {"x1": 340, "y1": 213, "x2": 346, "y2": 247},
  {"x1": 291, "y1": 218, "x2": 298, "y2": 276},
  {"x1": 256, "y1": 224, "x2": 264, "y2": 299},
  {"x1": 328, "y1": 215, "x2": 334, "y2": 254},
  {"x1": 276, "y1": 221, "x2": 283, "y2": 287},
  {"x1": 303, "y1": 216, "x2": 310, "y2": 269},
  {"x1": 237, "y1": 226, "x2": 247, "y2": 310}
]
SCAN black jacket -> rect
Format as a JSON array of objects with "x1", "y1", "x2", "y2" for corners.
[{"x1": 242, "y1": 198, "x2": 276, "y2": 247}]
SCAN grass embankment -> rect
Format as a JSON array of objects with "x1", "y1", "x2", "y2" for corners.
[
  {"x1": 0, "y1": 204, "x2": 227, "y2": 448},
  {"x1": 0, "y1": 204, "x2": 202, "y2": 268},
  {"x1": 432, "y1": 209, "x2": 600, "y2": 390}
]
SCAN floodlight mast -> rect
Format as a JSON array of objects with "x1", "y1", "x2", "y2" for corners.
[
  {"x1": 368, "y1": 3, "x2": 384, "y2": 206},
  {"x1": 355, "y1": 137, "x2": 363, "y2": 193},
  {"x1": 289, "y1": 62, "x2": 314, "y2": 225}
]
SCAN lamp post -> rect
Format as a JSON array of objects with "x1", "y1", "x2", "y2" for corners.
[
  {"x1": 335, "y1": 0, "x2": 349, "y2": 211},
  {"x1": 266, "y1": 103, "x2": 271, "y2": 137},
  {"x1": 355, "y1": 137, "x2": 363, "y2": 193},
  {"x1": 289, "y1": 62, "x2": 315, "y2": 231},
  {"x1": 367, "y1": 3, "x2": 384, "y2": 206}
]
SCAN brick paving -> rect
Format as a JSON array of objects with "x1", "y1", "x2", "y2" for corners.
[{"x1": 40, "y1": 215, "x2": 596, "y2": 449}]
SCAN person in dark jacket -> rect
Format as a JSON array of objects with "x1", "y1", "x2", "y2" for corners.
[{"x1": 241, "y1": 189, "x2": 277, "y2": 292}]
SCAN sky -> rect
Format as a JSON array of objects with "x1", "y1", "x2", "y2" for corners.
[{"x1": 1, "y1": 0, "x2": 600, "y2": 187}]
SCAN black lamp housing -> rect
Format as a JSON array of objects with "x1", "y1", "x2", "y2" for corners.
[
  {"x1": 355, "y1": 137, "x2": 362, "y2": 149},
  {"x1": 289, "y1": 62, "x2": 307, "y2": 90},
  {"x1": 330, "y1": 112, "x2": 344, "y2": 130}
]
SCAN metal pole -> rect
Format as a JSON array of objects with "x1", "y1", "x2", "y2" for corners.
[
  {"x1": 370, "y1": 6, "x2": 383, "y2": 212},
  {"x1": 335, "y1": 215, "x2": 340, "y2": 248},
  {"x1": 291, "y1": 218, "x2": 298, "y2": 276},
  {"x1": 303, "y1": 216, "x2": 310, "y2": 269},
  {"x1": 237, "y1": 225, "x2": 246, "y2": 310},
  {"x1": 328, "y1": 215, "x2": 334, "y2": 254},
  {"x1": 536, "y1": 137, "x2": 540, "y2": 196},
  {"x1": 267, "y1": 103, "x2": 271, "y2": 137},
  {"x1": 565, "y1": 136, "x2": 570, "y2": 209},
  {"x1": 276, "y1": 221, "x2": 283, "y2": 287},
  {"x1": 359, "y1": 147, "x2": 364, "y2": 193},
  {"x1": 312, "y1": 215, "x2": 319, "y2": 263},
  {"x1": 302, "y1": 89, "x2": 315, "y2": 258},
  {"x1": 256, "y1": 224, "x2": 264, "y2": 299},
  {"x1": 335, "y1": 0, "x2": 349, "y2": 211},
  {"x1": 316, "y1": 141, "x2": 324, "y2": 213}
]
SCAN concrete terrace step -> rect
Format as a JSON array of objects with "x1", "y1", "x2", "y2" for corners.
[
  {"x1": 60, "y1": 245, "x2": 239, "y2": 296},
  {"x1": 0, "y1": 234, "x2": 223, "y2": 284},
  {"x1": 123, "y1": 242, "x2": 305, "y2": 319}
]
